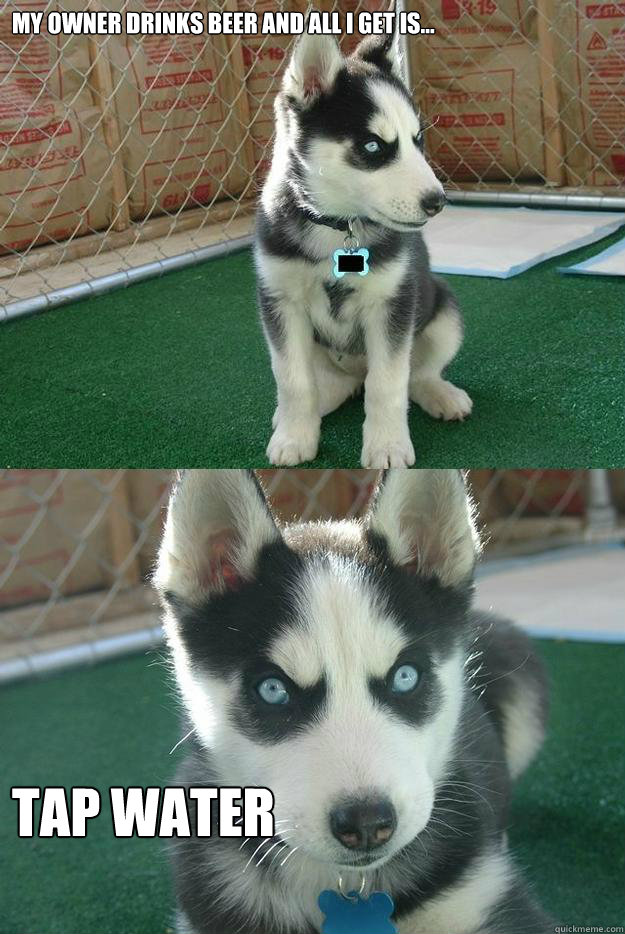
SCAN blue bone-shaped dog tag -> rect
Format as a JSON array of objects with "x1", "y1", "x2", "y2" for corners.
[
  {"x1": 333, "y1": 248, "x2": 370, "y2": 278},
  {"x1": 319, "y1": 889, "x2": 397, "y2": 934}
]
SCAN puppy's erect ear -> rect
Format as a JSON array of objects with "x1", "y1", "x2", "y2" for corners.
[
  {"x1": 366, "y1": 470, "x2": 480, "y2": 587},
  {"x1": 352, "y1": 5, "x2": 403, "y2": 81},
  {"x1": 283, "y1": 33, "x2": 343, "y2": 104},
  {"x1": 154, "y1": 470, "x2": 280, "y2": 604}
]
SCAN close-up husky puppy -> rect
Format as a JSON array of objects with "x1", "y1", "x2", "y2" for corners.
[
  {"x1": 155, "y1": 469, "x2": 553, "y2": 934},
  {"x1": 256, "y1": 23, "x2": 473, "y2": 468}
]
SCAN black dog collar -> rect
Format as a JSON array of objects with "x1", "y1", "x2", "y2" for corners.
[{"x1": 299, "y1": 207, "x2": 377, "y2": 233}]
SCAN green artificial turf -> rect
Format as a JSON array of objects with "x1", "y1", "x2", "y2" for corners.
[
  {"x1": 2, "y1": 229, "x2": 624, "y2": 468},
  {"x1": 0, "y1": 639, "x2": 623, "y2": 934}
]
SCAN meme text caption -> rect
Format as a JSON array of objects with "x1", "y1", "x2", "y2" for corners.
[
  {"x1": 11, "y1": 786, "x2": 275, "y2": 838},
  {"x1": 12, "y1": 9, "x2": 435, "y2": 37}
]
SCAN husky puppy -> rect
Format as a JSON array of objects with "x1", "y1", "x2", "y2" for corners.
[
  {"x1": 155, "y1": 469, "x2": 553, "y2": 934},
  {"x1": 255, "y1": 28, "x2": 473, "y2": 467}
]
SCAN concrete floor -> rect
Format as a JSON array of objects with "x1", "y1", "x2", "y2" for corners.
[{"x1": 476, "y1": 544, "x2": 625, "y2": 642}]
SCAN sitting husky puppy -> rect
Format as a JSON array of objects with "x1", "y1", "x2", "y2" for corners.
[
  {"x1": 155, "y1": 470, "x2": 553, "y2": 934},
  {"x1": 256, "y1": 28, "x2": 473, "y2": 467}
]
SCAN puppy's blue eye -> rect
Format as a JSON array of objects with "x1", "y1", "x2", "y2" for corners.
[
  {"x1": 257, "y1": 677, "x2": 290, "y2": 705},
  {"x1": 391, "y1": 665, "x2": 419, "y2": 694},
  {"x1": 364, "y1": 140, "x2": 381, "y2": 153}
]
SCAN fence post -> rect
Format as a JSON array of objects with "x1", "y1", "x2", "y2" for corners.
[{"x1": 586, "y1": 469, "x2": 617, "y2": 535}]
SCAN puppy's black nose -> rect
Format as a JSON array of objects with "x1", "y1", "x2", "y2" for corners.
[
  {"x1": 421, "y1": 190, "x2": 446, "y2": 217},
  {"x1": 330, "y1": 798, "x2": 396, "y2": 850}
]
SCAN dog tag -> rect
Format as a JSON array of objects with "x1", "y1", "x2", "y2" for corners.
[
  {"x1": 333, "y1": 248, "x2": 370, "y2": 278},
  {"x1": 319, "y1": 888, "x2": 397, "y2": 934}
]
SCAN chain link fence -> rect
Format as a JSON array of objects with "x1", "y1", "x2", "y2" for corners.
[
  {"x1": 1, "y1": 1, "x2": 623, "y2": 317},
  {"x1": 1, "y1": 468, "x2": 624, "y2": 682}
]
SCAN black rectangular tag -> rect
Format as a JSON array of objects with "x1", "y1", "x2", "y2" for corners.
[{"x1": 337, "y1": 253, "x2": 365, "y2": 273}]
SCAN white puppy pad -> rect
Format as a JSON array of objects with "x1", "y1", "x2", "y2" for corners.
[
  {"x1": 559, "y1": 235, "x2": 625, "y2": 277},
  {"x1": 476, "y1": 547, "x2": 625, "y2": 643},
  {"x1": 423, "y1": 205, "x2": 625, "y2": 279}
]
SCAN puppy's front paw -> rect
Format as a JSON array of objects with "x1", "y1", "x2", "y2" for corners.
[
  {"x1": 411, "y1": 378, "x2": 473, "y2": 421},
  {"x1": 267, "y1": 420, "x2": 320, "y2": 465},
  {"x1": 361, "y1": 426, "x2": 415, "y2": 468}
]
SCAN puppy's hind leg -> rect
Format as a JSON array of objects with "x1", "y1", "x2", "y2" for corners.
[
  {"x1": 409, "y1": 301, "x2": 473, "y2": 421},
  {"x1": 313, "y1": 345, "x2": 364, "y2": 417}
]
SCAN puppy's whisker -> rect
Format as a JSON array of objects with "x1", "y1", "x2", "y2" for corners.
[
  {"x1": 279, "y1": 845, "x2": 300, "y2": 868},
  {"x1": 268, "y1": 842, "x2": 290, "y2": 869},
  {"x1": 255, "y1": 834, "x2": 295, "y2": 867},
  {"x1": 169, "y1": 728, "x2": 194, "y2": 756},
  {"x1": 428, "y1": 816, "x2": 471, "y2": 838},
  {"x1": 434, "y1": 806, "x2": 479, "y2": 822},
  {"x1": 418, "y1": 115, "x2": 440, "y2": 133},
  {"x1": 243, "y1": 838, "x2": 274, "y2": 873},
  {"x1": 240, "y1": 820, "x2": 295, "y2": 853}
]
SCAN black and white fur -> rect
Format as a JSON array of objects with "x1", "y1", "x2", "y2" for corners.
[
  {"x1": 256, "y1": 29, "x2": 473, "y2": 467},
  {"x1": 155, "y1": 470, "x2": 553, "y2": 934}
]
